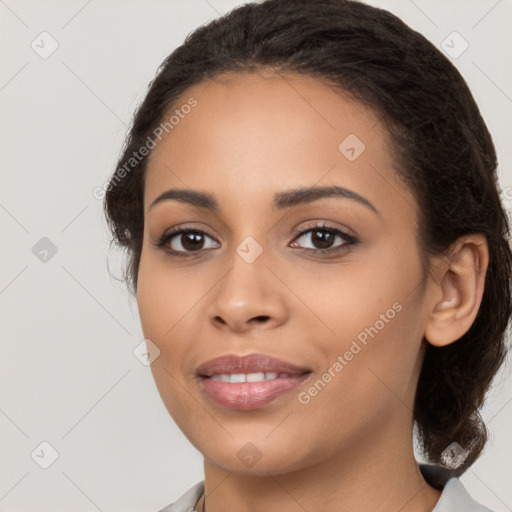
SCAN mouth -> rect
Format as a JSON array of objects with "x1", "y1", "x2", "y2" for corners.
[
  {"x1": 196, "y1": 353, "x2": 312, "y2": 410},
  {"x1": 207, "y1": 371, "x2": 302, "y2": 383}
]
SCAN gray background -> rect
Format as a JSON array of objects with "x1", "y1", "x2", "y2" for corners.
[{"x1": 1, "y1": 0, "x2": 511, "y2": 511}]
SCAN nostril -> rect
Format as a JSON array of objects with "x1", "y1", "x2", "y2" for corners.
[{"x1": 253, "y1": 315, "x2": 270, "y2": 323}]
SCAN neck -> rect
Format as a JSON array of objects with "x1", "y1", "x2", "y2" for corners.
[{"x1": 201, "y1": 416, "x2": 442, "y2": 512}]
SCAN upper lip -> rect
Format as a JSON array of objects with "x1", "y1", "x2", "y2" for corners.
[{"x1": 196, "y1": 353, "x2": 312, "y2": 377}]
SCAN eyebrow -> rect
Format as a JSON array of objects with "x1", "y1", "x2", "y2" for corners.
[{"x1": 149, "y1": 185, "x2": 379, "y2": 215}]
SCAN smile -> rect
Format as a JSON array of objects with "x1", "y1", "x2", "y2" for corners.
[
  {"x1": 199, "y1": 372, "x2": 311, "y2": 410},
  {"x1": 210, "y1": 372, "x2": 292, "y2": 382}
]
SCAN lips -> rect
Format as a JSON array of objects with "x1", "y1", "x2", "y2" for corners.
[
  {"x1": 196, "y1": 353, "x2": 312, "y2": 410},
  {"x1": 195, "y1": 352, "x2": 311, "y2": 377}
]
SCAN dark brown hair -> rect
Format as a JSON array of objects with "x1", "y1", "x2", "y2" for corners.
[{"x1": 103, "y1": 0, "x2": 512, "y2": 472}]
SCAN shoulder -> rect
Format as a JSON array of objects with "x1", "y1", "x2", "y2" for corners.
[
  {"x1": 420, "y1": 464, "x2": 495, "y2": 512},
  {"x1": 155, "y1": 480, "x2": 204, "y2": 512}
]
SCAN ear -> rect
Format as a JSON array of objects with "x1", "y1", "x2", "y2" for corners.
[{"x1": 424, "y1": 234, "x2": 489, "y2": 347}]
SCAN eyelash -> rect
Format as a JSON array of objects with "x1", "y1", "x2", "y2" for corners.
[{"x1": 154, "y1": 222, "x2": 358, "y2": 258}]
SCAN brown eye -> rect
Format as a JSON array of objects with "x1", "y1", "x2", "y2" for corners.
[
  {"x1": 178, "y1": 231, "x2": 206, "y2": 251},
  {"x1": 291, "y1": 225, "x2": 356, "y2": 252},
  {"x1": 308, "y1": 230, "x2": 336, "y2": 249},
  {"x1": 156, "y1": 229, "x2": 219, "y2": 254}
]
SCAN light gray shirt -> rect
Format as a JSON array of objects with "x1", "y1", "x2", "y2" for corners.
[{"x1": 157, "y1": 464, "x2": 494, "y2": 512}]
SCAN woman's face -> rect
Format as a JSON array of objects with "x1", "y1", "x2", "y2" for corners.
[{"x1": 137, "y1": 71, "x2": 431, "y2": 475}]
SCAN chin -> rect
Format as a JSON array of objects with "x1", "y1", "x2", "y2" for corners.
[{"x1": 201, "y1": 438, "x2": 318, "y2": 477}]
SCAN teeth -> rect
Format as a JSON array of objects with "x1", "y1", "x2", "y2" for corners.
[
  {"x1": 212, "y1": 374, "x2": 231, "y2": 382},
  {"x1": 246, "y1": 372, "x2": 266, "y2": 382},
  {"x1": 210, "y1": 372, "x2": 289, "y2": 383}
]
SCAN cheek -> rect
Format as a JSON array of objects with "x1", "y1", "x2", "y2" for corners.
[
  {"x1": 295, "y1": 299, "x2": 425, "y2": 445},
  {"x1": 137, "y1": 256, "x2": 206, "y2": 427},
  {"x1": 293, "y1": 249, "x2": 426, "y2": 404},
  {"x1": 136, "y1": 252, "x2": 205, "y2": 344}
]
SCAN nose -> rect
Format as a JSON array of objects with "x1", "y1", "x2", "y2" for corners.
[{"x1": 206, "y1": 250, "x2": 289, "y2": 333}]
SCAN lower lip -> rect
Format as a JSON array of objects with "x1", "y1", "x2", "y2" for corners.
[{"x1": 199, "y1": 374, "x2": 310, "y2": 410}]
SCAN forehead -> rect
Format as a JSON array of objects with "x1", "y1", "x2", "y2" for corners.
[{"x1": 143, "y1": 71, "x2": 411, "y2": 216}]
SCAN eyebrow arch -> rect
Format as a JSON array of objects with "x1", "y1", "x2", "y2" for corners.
[
  {"x1": 149, "y1": 185, "x2": 379, "y2": 215},
  {"x1": 149, "y1": 189, "x2": 218, "y2": 211},
  {"x1": 273, "y1": 185, "x2": 378, "y2": 215}
]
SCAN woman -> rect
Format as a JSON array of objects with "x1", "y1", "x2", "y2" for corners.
[{"x1": 103, "y1": 0, "x2": 511, "y2": 510}]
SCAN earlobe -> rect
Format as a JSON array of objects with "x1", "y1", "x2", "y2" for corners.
[{"x1": 424, "y1": 234, "x2": 489, "y2": 348}]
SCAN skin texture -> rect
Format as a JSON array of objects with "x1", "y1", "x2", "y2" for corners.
[{"x1": 136, "y1": 71, "x2": 488, "y2": 512}]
